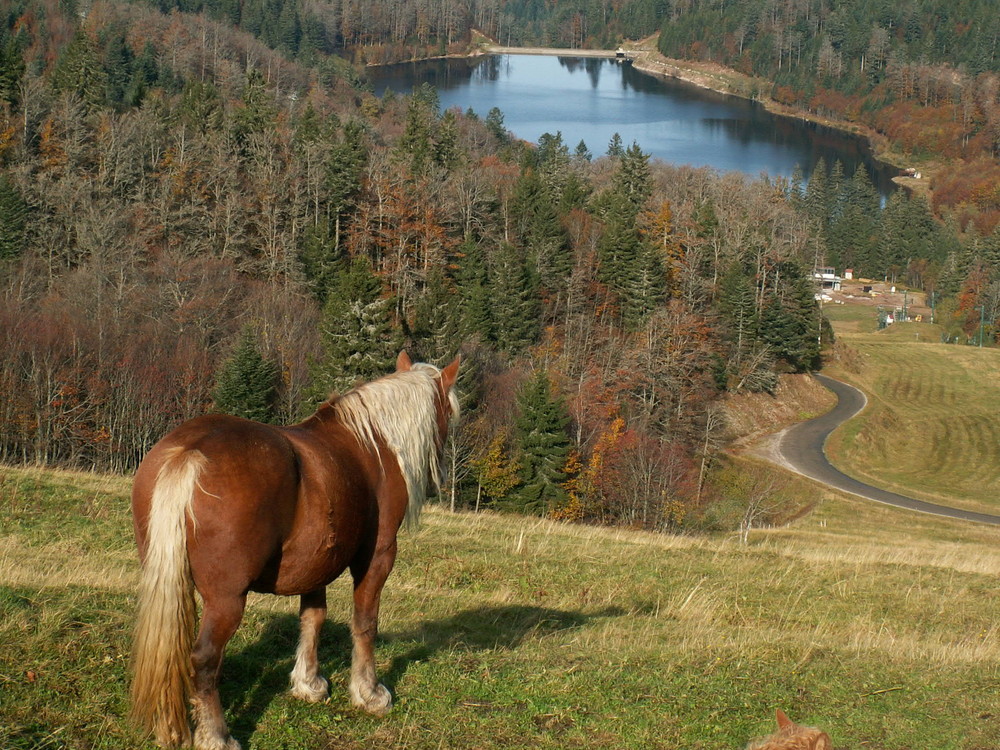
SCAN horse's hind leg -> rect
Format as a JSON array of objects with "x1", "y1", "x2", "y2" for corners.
[
  {"x1": 190, "y1": 594, "x2": 246, "y2": 750},
  {"x1": 290, "y1": 588, "x2": 329, "y2": 702},
  {"x1": 348, "y1": 543, "x2": 396, "y2": 715}
]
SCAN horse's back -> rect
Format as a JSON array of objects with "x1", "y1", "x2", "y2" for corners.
[
  {"x1": 133, "y1": 414, "x2": 301, "y2": 594},
  {"x1": 133, "y1": 413, "x2": 379, "y2": 597}
]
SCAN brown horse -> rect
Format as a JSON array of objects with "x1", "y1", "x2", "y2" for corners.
[
  {"x1": 130, "y1": 351, "x2": 459, "y2": 750},
  {"x1": 746, "y1": 709, "x2": 833, "y2": 750}
]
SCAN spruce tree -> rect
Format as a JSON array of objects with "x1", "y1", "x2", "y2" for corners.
[
  {"x1": 0, "y1": 31, "x2": 25, "y2": 108},
  {"x1": 433, "y1": 109, "x2": 460, "y2": 171},
  {"x1": 412, "y1": 267, "x2": 461, "y2": 362},
  {"x1": 828, "y1": 166, "x2": 879, "y2": 274},
  {"x1": 324, "y1": 121, "x2": 367, "y2": 255},
  {"x1": 456, "y1": 236, "x2": 493, "y2": 342},
  {"x1": 758, "y1": 262, "x2": 821, "y2": 372},
  {"x1": 597, "y1": 190, "x2": 663, "y2": 328},
  {"x1": 102, "y1": 30, "x2": 133, "y2": 108},
  {"x1": 607, "y1": 132, "x2": 624, "y2": 157},
  {"x1": 398, "y1": 95, "x2": 434, "y2": 174},
  {"x1": 623, "y1": 242, "x2": 666, "y2": 327},
  {"x1": 213, "y1": 327, "x2": 279, "y2": 423},
  {"x1": 0, "y1": 176, "x2": 28, "y2": 261},
  {"x1": 804, "y1": 157, "x2": 829, "y2": 229},
  {"x1": 485, "y1": 107, "x2": 508, "y2": 143},
  {"x1": 312, "y1": 257, "x2": 402, "y2": 400},
  {"x1": 506, "y1": 370, "x2": 571, "y2": 517},
  {"x1": 231, "y1": 68, "x2": 276, "y2": 155},
  {"x1": 51, "y1": 30, "x2": 106, "y2": 111},
  {"x1": 614, "y1": 142, "x2": 653, "y2": 212},
  {"x1": 510, "y1": 169, "x2": 571, "y2": 291},
  {"x1": 718, "y1": 263, "x2": 760, "y2": 351},
  {"x1": 489, "y1": 243, "x2": 540, "y2": 355},
  {"x1": 718, "y1": 264, "x2": 777, "y2": 392},
  {"x1": 126, "y1": 42, "x2": 159, "y2": 106}
]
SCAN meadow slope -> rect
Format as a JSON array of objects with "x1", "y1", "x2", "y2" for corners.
[
  {"x1": 821, "y1": 305, "x2": 1000, "y2": 516},
  {"x1": 2, "y1": 463, "x2": 1000, "y2": 749}
]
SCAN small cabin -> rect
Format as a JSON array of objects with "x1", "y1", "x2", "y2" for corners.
[{"x1": 615, "y1": 48, "x2": 626, "y2": 58}]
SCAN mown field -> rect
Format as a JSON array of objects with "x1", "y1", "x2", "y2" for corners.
[
  {"x1": 3, "y1": 460, "x2": 1000, "y2": 750},
  {"x1": 822, "y1": 304, "x2": 1000, "y2": 515}
]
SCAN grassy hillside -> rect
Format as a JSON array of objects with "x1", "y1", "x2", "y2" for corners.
[
  {"x1": 3, "y1": 464, "x2": 1000, "y2": 749},
  {"x1": 822, "y1": 305, "x2": 1000, "y2": 515}
]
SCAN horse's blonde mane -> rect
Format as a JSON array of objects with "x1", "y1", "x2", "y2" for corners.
[{"x1": 332, "y1": 363, "x2": 458, "y2": 524}]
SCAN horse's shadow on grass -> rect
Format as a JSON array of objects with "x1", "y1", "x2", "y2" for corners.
[{"x1": 221, "y1": 603, "x2": 621, "y2": 742}]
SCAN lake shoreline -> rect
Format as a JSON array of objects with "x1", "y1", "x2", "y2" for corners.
[
  {"x1": 365, "y1": 34, "x2": 924, "y2": 191},
  {"x1": 620, "y1": 37, "x2": 921, "y2": 186}
]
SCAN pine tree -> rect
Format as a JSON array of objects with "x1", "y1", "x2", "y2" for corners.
[
  {"x1": 475, "y1": 433, "x2": 522, "y2": 508},
  {"x1": 505, "y1": 370, "x2": 571, "y2": 516},
  {"x1": 213, "y1": 327, "x2": 279, "y2": 423}
]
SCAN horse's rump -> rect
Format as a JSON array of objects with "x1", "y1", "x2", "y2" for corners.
[{"x1": 129, "y1": 353, "x2": 460, "y2": 749}]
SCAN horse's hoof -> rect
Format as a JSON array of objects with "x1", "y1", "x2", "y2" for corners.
[
  {"x1": 291, "y1": 674, "x2": 330, "y2": 703},
  {"x1": 350, "y1": 682, "x2": 392, "y2": 716}
]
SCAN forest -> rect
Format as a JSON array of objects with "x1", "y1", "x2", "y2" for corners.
[
  {"x1": 119, "y1": 0, "x2": 1000, "y2": 232},
  {"x1": 0, "y1": 0, "x2": 998, "y2": 532}
]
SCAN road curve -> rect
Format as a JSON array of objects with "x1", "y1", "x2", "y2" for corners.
[{"x1": 773, "y1": 373, "x2": 1000, "y2": 526}]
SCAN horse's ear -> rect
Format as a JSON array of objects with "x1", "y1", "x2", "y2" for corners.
[
  {"x1": 441, "y1": 356, "x2": 460, "y2": 390},
  {"x1": 776, "y1": 709, "x2": 793, "y2": 730},
  {"x1": 396, "y1": 350, "x2": 413, "y2": 372}
]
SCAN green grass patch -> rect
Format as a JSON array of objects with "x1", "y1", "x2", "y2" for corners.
[
  {"x1": 822, "y1": 303, "x2": 880, "y2": 333},
  {"x1": 822, "y1": 335, "x2": 1000, "y2": 514},
  {"x1": 3, "y1": 467, "x2": 1000, "y2": 749}
]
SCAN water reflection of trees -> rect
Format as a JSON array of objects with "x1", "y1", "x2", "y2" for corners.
[{"x1": 371, "y1": 55, "x2": 898, "y2": 196}]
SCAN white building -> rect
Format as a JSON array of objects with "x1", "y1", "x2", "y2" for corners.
[{"x1": 813, "y1": 266, "x2": 842, "y2": 291}]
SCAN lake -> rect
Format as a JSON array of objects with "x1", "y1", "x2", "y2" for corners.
[{"x1": 368, "y1": 54, "x2": 898, "y2": 195}]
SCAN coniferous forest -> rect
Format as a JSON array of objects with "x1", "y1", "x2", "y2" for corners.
[{"x1": 1, "y1": 0, "x2": 999, "y2": 531}]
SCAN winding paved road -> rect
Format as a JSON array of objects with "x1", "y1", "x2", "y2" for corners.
[{"x1": 769, "y1": 374, "x2": 1000, "y2": 526}]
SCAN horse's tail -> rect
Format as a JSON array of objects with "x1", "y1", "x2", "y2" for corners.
[{"x1": 130, "y1": 447, "x2": 206, "y2": 748}]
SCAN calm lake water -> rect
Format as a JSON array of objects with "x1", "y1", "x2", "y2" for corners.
[{"x1": 369, "y1": 54, "x2": 898, "y2": 195}]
